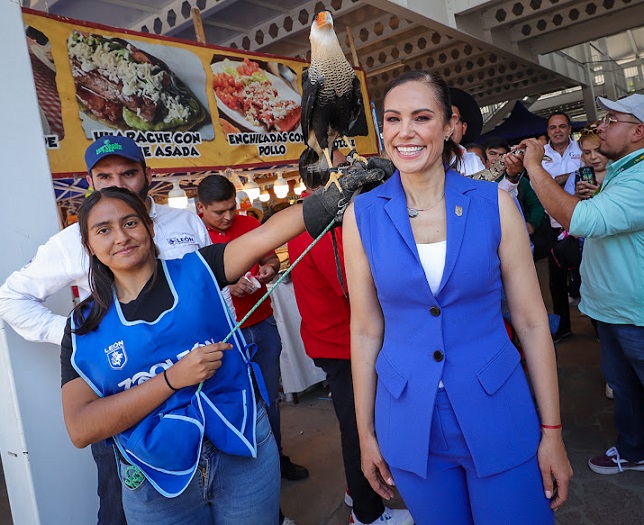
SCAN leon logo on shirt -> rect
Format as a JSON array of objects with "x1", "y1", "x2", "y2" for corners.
[
  {"x1": 167, "y1": 234, "x2": 196, "y2": 246},
  {"x1": 105, "y1": 340, "x2": 128, "y2": 370}
]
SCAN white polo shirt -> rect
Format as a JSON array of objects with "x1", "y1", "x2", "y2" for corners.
[
  {"x1": 451, "y1": 145, "x2": 486, "y2": 177},
  {"x1": 0, "y1": 198, "x2": 234, "y2": 345},
  {"x1": 542, "y1": 140, "x2": 582, "y2": 227}
]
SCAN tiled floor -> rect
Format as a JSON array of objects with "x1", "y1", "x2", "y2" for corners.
[{"x1": 2, "y1": 261, "x2": 644, "y2": 523}]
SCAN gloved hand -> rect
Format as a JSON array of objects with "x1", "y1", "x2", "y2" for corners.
[
  {"x1": 356, "y1": 157, "x2": 396, "y2": 180},
  {"x1": 302, "y1": 161, "x2": 391, "y2": 238}
]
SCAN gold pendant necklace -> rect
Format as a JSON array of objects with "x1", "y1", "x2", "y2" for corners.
[{"x1": 407, "y1": 193, "x2": 444, "y2": 218}]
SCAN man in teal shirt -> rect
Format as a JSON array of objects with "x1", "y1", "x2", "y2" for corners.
[{"x1": 520, "y1": 94, "x2": 644, "y2": 476}]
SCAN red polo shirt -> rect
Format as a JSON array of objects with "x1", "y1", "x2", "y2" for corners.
[
  {"x1": 287, "y1": 225, "x2": 350, "y2": 360},
  {"x1": 206, "y1": 214, "x2": 274, "y2": 328}
]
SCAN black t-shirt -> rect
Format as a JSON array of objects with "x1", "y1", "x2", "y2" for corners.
[{"x1": 60, "y1": 244, "x2": 228, "y2": 387}]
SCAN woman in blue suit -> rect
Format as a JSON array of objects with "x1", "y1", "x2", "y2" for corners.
[{"x1": 343, "y1": 71, "x2": 573, "y2": 524}]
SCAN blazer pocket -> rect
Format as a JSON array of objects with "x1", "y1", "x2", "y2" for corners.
[
  {"x1": 375, "y1": 352, "x2": 409, "y2": 399},
  {"x1": 476, "y1": 341, "x2": 520, "y2": 395}
]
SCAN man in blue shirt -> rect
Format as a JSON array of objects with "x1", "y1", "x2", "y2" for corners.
[{"x1": 520, "y1": 94, "x2": 644, "y2": 475}]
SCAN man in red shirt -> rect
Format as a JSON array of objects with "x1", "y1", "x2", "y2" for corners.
[
  {"x1": 197, "y1": 175, "x2": 308, "y2": 484},
  {"x1": 288, "y1": 184, "x2": 413, "y2": 525}
]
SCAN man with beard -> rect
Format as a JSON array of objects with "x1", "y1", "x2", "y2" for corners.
[
  {"x1": 0, "y1": 136, "x2": 219, "y2": 525},
  {"x1": 520, "y1": 94, "x2": 644, "y2": 477}
]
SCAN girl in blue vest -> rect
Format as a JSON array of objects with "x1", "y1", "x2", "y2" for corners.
[
  {"x1": 342, "y1": 71, "x2": 573, "y2": 524},
  {"x1": 60, "y1": 176, "x2": 383, "y2": 524}
]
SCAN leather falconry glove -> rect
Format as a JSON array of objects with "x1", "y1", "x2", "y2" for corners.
[{"x1": 302, "y1": 157, "x2": 396, "y2": 238}]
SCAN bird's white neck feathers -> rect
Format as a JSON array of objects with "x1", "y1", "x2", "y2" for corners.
[{"x1": 310, "y1": 24, "x2": 346, "y2": 63}]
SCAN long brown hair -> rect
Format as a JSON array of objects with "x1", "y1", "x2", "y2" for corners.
[
  {"x1": 73, "y1": 187, "x2": 157, "y2": 335},
  {"x1": 382, "y1": 70, "x2": 462, "y2": 167}
]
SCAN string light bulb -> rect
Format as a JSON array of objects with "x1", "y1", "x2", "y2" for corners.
[
  {"x1": 259, "y1": 190, "x2": 270, "y2": 202},
  {"x1": 294, "y1": 178, "x2": 306, "y2": 196},
  {"x1": 273, "y1": 172, "x2": 289, "y2": 199},
  {"x1": 243, "y1": 176, "x2": 261, "y2": 201},
  {"x1": 167, "y1": 181, "x2": 188, "y2": 209}
]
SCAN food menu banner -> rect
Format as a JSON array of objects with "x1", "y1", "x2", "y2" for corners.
[{"x1": 22, "y1": 9, "x2": 379, "y2": 177}]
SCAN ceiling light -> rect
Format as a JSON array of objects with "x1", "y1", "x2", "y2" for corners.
[
  {"x1": 273, "y1": 172, "x2": 289, "y2": 199},
  {"x1": 294, "y1": 178, "x2": 306, "y2": 196},
  {"x1": 167, "y1": 181, "x2": 188, "y2": 209},
  {"x1": 243, "y1": 176, "x2": 261, "y2": 201}
]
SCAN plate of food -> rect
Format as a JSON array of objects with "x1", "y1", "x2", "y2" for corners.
[
  {"x1": 211, "y1": 58, "x2": 301, "y2": 134},
  {"x1": 67, "y1": 31, "x2": 213, "y2": 138}
]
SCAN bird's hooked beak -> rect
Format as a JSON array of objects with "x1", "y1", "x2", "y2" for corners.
[{"x1": 315, "y1": 11, "x2": 333, "y2": 29}]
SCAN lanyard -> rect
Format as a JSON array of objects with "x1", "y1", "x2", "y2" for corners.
[{"x1": 598, "y1": 151, "x2": 644, "y2": 193}]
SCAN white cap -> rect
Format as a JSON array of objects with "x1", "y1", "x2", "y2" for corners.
[{"x1": 596, "y1": 94, "x2": 644, "y2": 123}]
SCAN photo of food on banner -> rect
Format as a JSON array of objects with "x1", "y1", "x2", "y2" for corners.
[
  {"x1": 25, "y1": 26, "x2": 65, "y2": 147},
  {"x1": 210, "y1": 54, "x2": 302, "y2": 136},
  {"x1": 66, "y1": 30, "x2": 214, "y2": 153}
]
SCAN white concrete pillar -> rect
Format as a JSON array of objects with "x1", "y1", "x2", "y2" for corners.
[{"x1": 0, "y1": 1, "x2": 97, "y2": 523}]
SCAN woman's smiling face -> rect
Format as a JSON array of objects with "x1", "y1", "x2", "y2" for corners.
[
  {"x1": 86, "y1": 197, "x2": 154, "y2": 273},
  {"x1": 382, "y1": 81, "x2": 454, "y2": 176}
]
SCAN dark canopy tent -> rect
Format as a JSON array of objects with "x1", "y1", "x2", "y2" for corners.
[{"x1": 478, "y1": 101, "x2": 585, "y2": 145}]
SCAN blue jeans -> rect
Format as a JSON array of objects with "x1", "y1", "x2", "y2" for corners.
[
  {"x1": 242, "y1": 315, "x2": 283, "y2": 453},
  {"x1": 598, "y1": 322, "x2": 644, "y2": 461},
  {"x1": 120, "y1": 404, "x2": 280, "y2": 524},
  {"x1": 91, "y1": 440, "x2": 127, "y2": 525}
]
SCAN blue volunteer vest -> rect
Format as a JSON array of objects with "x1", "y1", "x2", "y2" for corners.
[{"x1": 71, "y1": 251, "x2": 268, "y2": 497}]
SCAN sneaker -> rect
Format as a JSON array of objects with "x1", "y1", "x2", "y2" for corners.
[
  {"x1": 344, "y1": 489, "x2": 353, "y2": 507},
  {"x1": 588, "y1": 447, "x2": 644, "y2": 474},
  {"x1": 280, "y1": 455, "x2": 309, "y2": 481},
  {"x1": 350, "y1": 507, "x2": 414, "y2": 525},
  {"x1": 282, "y1": 519, "x2": 298, "y2": 525},
  {"x1": 552, "y1": 329, "x2": 572, "y2": 344},
  {"x1": 605, "y1": 384, "x2": 614, "y2": 400}
]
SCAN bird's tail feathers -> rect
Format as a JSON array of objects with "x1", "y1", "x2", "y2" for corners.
[{"x1": 299, "y1": 147, "x2": 331, "y2": 189}]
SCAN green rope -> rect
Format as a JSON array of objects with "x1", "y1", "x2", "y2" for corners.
[{"x1": 196, "y1": 218, "x2": 336, "y2": 393}]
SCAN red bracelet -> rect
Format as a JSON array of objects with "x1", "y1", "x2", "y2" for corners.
[{"x1": 541, "y1": 423, "x2": 562, "y2": 429}]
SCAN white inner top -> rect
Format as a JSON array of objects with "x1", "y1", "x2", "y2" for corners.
[
  {"x1": 417, "y1": 241, "x2": 447, "y2": 295},
  {"x1": 417, "y1": 240, "x2": 447, "y2": 389}
]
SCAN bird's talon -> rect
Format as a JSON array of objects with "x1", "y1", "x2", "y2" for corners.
[
  {"x1": 347, "y1": 151, "x2": 368, "y2": 166},
  {"x1": 324, "y1": 171, "x2": 344, "y2": 193}
]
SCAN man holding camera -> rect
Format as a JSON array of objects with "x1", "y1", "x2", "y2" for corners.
[{"x1": 520, "y1": 94, "x2": 644, "y2": 476}]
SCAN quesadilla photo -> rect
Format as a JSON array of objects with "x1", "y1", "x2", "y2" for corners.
[{"x1": 67, "y1": 31, "x2": 207, "y2": 132}]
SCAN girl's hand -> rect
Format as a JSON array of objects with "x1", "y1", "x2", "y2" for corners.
[
  {"x1": 537, "y1": 430, "x2": 573, "y2": 510},
  {"x1": 360, "y1": 433, "x2": 396, "y2": 500},
  {"x1": 165, "y1": 342, "x2": 231, "y2": 389}
]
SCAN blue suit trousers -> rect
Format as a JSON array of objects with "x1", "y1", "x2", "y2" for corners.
[{"x1": 390, "y1": 389, "x2": 554, "y2": 525}]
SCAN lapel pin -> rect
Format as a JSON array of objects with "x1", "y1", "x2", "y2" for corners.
[{"x1": 455, "y1": 205, "x2": 463, "y2": 217}]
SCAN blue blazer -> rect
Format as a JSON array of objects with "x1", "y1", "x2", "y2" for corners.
[{"x1": 354, "y1": 169, "x2": 540, "y2": 479}]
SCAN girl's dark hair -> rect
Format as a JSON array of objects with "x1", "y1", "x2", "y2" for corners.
[
  {"x1": 382, "y1": 70, "x2": 461, "y2": 167},
  {"x1": 73, "y1": 187, "x2": 156, "y2": 335}
]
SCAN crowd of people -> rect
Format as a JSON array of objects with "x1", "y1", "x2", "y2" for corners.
[{"x1": 0, "y1": 71, "x2": 643, "y2": 525}]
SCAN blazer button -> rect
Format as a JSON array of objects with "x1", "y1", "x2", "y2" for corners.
[
  {"x1": 433, "y1": 350, "x2": 444, "y2": 362},
  {"x1": 429, "y1": 306, "x2": 441, "y2": 317}
]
